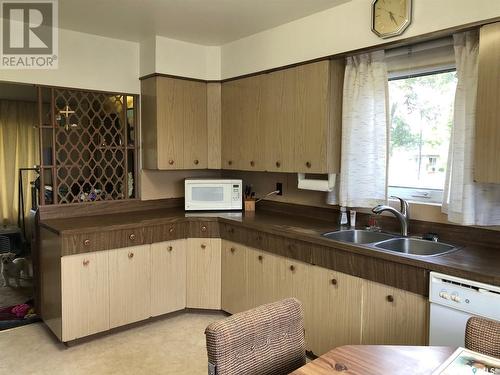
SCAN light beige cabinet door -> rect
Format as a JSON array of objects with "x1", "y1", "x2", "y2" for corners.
[
  {"x1": 61, "y1": 251, "x2": 109, "y2": 342},
  {"x1": 247, "y1": 248, "x2": 283, "y2": 308},
  {"x1": 221, "y1": 241, "x2": 249, "y2": 314},
  {"x1": 150, "y1": 239, "x2": 186, "y2": 317},
  {"x1": 141, "y1": 76, "x2": 208, "y2": 170},
  {"x1": 361, "y1": 280, "x2": 428, "y2": 345},
  {"x1": 109, "y1": 245, "x2": 151, "y2": 328},
  {"x1": 221, "y1": 75, "x2": 266, "y2": 171},
  {"x1": 280, "y1": 258, "x2": 316, "y2": 351},
  {"x1": 475, "y1": 22, "x2": 500, "y2": 183},
  {"x1": 182, "y1": 79, "x2": 208, "y2": 169},
  {"x1": 186, "y1": 238, "x2": 221, "y2": 309},
  {"x1": 293, "y1": 61, "x2": 333, "y2": 173},
  {"x1": 309, "y1": 267, "x2": 364, "y2": 356},
  {"x1": 264, "y1": 68, "x2": 297, "y2": 172}
]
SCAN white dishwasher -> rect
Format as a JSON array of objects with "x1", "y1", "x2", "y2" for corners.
[{"x1": 429, "y1": 271, "x2": 500, "y2": 347}]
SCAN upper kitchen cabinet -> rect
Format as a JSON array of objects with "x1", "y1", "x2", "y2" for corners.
[
  {"x1": 266, "y1": 60, "x2": 344, "y2": 173},
  {"x1": 221, "y1": 74, "x2": 266, "y2": 171},
  {"x1": 141, "y1": 76, "x2": 208, "y2": 170},
  {"x1": 221, "y1": 59, "x2": 344, "y2": 173},
  {"x1": 475, "y1": 22, "x2": 500, "y2": 183}
]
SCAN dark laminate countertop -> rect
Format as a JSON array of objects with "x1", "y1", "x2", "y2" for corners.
[{"x1": 40, "y1": 207, "x2": 500, "y2": 287}]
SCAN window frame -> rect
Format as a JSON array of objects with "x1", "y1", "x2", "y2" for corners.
[{"x1": 387, "y1": 66, "x2": 457, "y2": 205}]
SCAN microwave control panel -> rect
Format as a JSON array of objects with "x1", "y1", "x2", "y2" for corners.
[{"x1": 232, "y1": 184, "x2": 241, "y2": 202}]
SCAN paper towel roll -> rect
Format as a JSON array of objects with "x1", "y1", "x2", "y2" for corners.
[{"x1": 297, "y1": 173, "x2": 336, "y2": 192}]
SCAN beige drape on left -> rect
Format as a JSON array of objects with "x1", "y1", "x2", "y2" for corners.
[{"x1": 0, "y1": 100, "x2": 39, "y2": 226}]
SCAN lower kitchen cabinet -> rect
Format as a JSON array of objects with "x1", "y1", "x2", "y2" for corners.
[
  {"x1": 186, "y1": 238, "x2": 221, "y2": 309},
  {"x1": 361, "y1": 280, "x2": 428, "y2": 345},
  {"x1": 150, "y1": 239, "x2": 187, "y2": 317},
  {"x1": 309, "y1": 267, "x2": 363, "y2": 356},
  {"x1": 221, "y1": 241, "x2": 249, "y2": 314},
  {"x1": 61, "y1": 251, "x2": 110, "y2": 342},
  {"x1": 108, "y1": 245, "x2": 151, "y2": 328},
  {"x1": 247, "y1": 247, "x2": 283, "y2": 308}
]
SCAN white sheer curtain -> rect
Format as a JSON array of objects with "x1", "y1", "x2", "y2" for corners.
[
  {"x1": 332, "y1": 51, "x2": 389, "y2": 208},
  {"x1": 442, "y1": 31, "x2": 500, "y2": 225}
]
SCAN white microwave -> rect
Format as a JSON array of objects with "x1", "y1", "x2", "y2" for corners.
[{"x1": 185, "y1": 179, "x2": 242, "y2": 211}]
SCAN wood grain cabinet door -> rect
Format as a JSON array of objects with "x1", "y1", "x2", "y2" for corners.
[
  {"x1": 109, "y1": 245, "x2": 151, "y2": 328},
  {"x1": 221, "y1": 75, "x2": 266, "y2": 171},
  {"x1": 150, "y1": 240, "x2": 186, "y2": 317},
  {"x1": 221, "y1": 241, "x2": 249, "y2": 314},
  {"x1": 186, "y1": 238, "x2": 221, "y2": 309},
  {"x1": 361, "y1": 280, "x2": 428, "y2": 345},
  {"x1": 264, "y1": 67, "x2": 297, "y2": 172},
  {"x1": 246, "y1": 247, "x2": 283, "y2": 308},
  {"x1": 309, "y1": 267, "x2": 363, "y2": 356},
  {"x1": 61, "y1": 251, "x2": 109, "y2": 342},
  {"x1": 281, "y1": 258, "x2": 316, "y2": 351},
  {"x1": 182, "y1": 80, "x2": 208, "y2": 169},
  {"x1": 475, "y1": 22, "x2": 500, "y2": 183},
  {"x1": 293, "y1": 60, "x2": 343, "y2": 173}
]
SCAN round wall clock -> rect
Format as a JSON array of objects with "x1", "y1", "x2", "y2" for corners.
[{"x1": 372, "y1": 0, "x2": 412, "y2": 39}]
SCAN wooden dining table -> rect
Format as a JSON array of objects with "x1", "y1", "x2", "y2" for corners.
[{"x1": 290, "y1": 345, "x2": 456, "y2": 375}]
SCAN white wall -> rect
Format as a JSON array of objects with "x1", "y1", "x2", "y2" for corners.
[
  {"x1": 221, "y1": 0, "x2": 500, "y2": 78},
  {"x1": 140, "y1": 36, "x2": 221, "y2": 80},
  {"x1": 0, "y1": 28, "x2": 140, "y2": 94}
]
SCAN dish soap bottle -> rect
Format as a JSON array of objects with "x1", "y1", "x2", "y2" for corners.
[{"x1": 339, "y1": 206, "x2": 349, "y2": 230}]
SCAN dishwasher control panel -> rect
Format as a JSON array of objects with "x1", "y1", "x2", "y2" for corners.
[{"x1": 430, "y1": 272, "x2": 500, "y2": 320}]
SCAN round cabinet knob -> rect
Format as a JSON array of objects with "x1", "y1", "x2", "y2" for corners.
[
  {"x1": 167, "y1": 246, "x2": 173, "y2": 252},
  {"x1": 129, "y1": 233, "x2": 136, "y2": 241},
  {"x1": 128, "y1": 252, "x2": 134, "y2": 259},
  {"x1": 168, "y1": 159, "x2": 174, "y2": 165},
  {"x1": 331, "y1": 279, "x2": 338, "y2": 286},
  {"x1": 258, "y1": 255, "x2": 263, "y2": 261},
  {"x1": 276, "y1": 161, "x2": 281, "y2": 168},
  {"x1": 201, "y1": 244, "x2": 207, "y2": 249},
  {"x1": 230, "y1": 247, "x2": 236, "y2": 253},
  {"x1": 83, "y1": 239, "x2": 91, "y2": 246},
  {"x1": 194, "y1": 159, "x2": 199, "y2": 165},
  {"x1": 169, "y1": 227, "x2": 174, "y2": 234},
  {"x1": 82, "y1": 259, "x2": 90, "y2": 266},
  {"x1": 289, "y1": 265, "x2": 295, "y2": 272},
  {"x1": 228, "y1": 160, "x2": 232, "y2": 166},
  {"x1": 250, "y1": 160, "x2": 255, "y2": 167},
  {"x1": 386, "y1": 295, "x2": 394, "y2": 303},
  {"x1": 201, "y1": 225, "x2": 207, "y2": 232},
  {"x1": 306, "y1": 161, "x2": 311, "y2": 168}
]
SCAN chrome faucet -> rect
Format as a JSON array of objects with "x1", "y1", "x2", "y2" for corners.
[{"x1": 372, "y1": 196, "x2": 410, "y2": 236}]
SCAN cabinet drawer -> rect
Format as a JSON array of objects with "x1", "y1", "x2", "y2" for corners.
[
  {"x1": 244, "y1": 229, "x2": 269, "y2": 250},
  {"x1": 149, "y1": 223, "x2": 186, "y2": 243},
  {"x1": 220, "y1": 223, "x2": 247, "y2": 243},
  {"x1": 99, "y1": 226, "x2": 147, "y2": 250},
  {"x1": 189, "y1": 221, "x2": 219, "y2": 238},
  {"x1": 269, "y1": 235, "x2": 312, "y2": 264},
  {"x1": 62, "y1": 232, "x2": 101, "y2": 255}
]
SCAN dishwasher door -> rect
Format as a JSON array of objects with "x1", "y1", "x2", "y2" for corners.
[{"x1": 429, "y1": 302, "x2": 472, "y2": 346}]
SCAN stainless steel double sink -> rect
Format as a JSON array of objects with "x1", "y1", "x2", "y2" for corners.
[{"x1": 322, "y1": 229, "x2": 458, "y2": 257}]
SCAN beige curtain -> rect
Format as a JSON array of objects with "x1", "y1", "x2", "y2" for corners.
[{"x1": 0, "y1": 100, "x2": 39, "y2": 226}]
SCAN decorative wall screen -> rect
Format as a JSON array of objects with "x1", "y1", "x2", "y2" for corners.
[{"x1": 38, "y1": 87, "x2": 137, "y2": 205}]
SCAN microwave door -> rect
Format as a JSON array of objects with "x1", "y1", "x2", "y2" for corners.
[{"x1": 187, "y1": 184, "x2": 231, "y2": 210}]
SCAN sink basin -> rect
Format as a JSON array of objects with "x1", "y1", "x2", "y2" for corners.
[
  {"x1": 373, "y1": 237, "x2": 457, "y2": 256},
  {"x1": 322, "y1": 230, "x2": 396, "y2": 244}
]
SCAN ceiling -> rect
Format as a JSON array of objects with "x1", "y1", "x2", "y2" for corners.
[{"x1": 59, "y1": 0, "x2": 349, "y2": 45}]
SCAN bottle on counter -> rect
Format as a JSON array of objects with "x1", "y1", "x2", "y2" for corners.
[{"x1": 339, "y1": 206, "x2": 349, "y2": 230}]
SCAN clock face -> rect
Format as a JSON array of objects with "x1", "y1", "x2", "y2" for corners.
[{"x1": 372, "y1": 0, "x2": 412, "y2": 38}]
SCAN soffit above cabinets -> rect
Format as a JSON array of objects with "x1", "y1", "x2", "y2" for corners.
[{"x1": 59, "y1": 0, "x2": 350, "y2": 45}]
